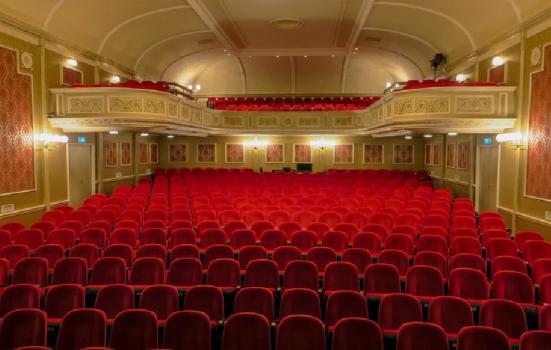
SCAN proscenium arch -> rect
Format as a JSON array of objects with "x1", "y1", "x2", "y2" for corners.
[
  {"x1": 374, "y1": 1, "x2": 477, "y2": 50},
  {"x1": 97, "y1": 5, "x2": 191, "y2": 53}
]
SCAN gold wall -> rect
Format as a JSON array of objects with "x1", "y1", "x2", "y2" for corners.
[{"x1": 158, "y1": 135, "x2": 425, "y2": 173}]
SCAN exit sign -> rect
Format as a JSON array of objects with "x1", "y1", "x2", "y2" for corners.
[
  {"x1": 77, "y1": 136, "x2": 88, "y2": 143},
  {"x1": 483, "y1": 137, "x2": 492, "y2": 145}
]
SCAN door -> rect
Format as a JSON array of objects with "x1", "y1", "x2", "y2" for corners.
[
  {"x1": 477, "y1": 146, "x2": 499, "y2": 212},
  {"x1": 68, "y1": 143, "x2": 94, "y2": 207}
]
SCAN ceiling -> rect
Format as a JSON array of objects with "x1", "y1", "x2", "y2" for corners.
[{"x1": 0, "y1": 0, "x2": 549, "y2": 95}]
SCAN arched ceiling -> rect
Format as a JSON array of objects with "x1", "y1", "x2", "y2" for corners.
[{"x1": 0, "y1": 0, "x2": 550, "y2": 94}]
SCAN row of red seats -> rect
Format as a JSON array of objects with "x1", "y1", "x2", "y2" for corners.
[
  {"x1": 207, "y1": 96, "x2": 381, "y2": 112},
  {"x1": 4, "y1": 307, "x2": 549, "y2": 350}
]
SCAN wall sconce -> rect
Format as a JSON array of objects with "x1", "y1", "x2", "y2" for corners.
[
  {"x1": 492, "y1": 56, "x2": 505, "y2": 67},
  {"x1": 455, "y1": 74, "x2": 468, "y2": 83},
  {"x1": 110, "y1": 75, "x2": 121, "y2": 84},
  {"x1": 243, "y1": 138, "x2": 269, "y2": 149},
  {"x1": 65, "y1": 58, "x2": 78, "y2": 67},
  {"x1": 35, "y1": 133, "x2": 68, "y2": 149},
  {"x1": 310, "y1": 139, "x2": 337, "y2": 149},
  {"x1": 496, "y1": 132, "x2": 526, "y2": 148}
]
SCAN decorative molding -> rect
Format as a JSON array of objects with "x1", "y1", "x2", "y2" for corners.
[
  {"x1": 67, "y1": 96, "x2": 104, "y2": 114},
  {"x1": 498, "y1": 206, "x2": 551, "y2": 229},
  {"x1": 455, "y1": 95, "x2": 494, "y2": 114}
]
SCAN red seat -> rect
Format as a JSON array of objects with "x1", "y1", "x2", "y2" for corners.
[
  {"x1": 405, "y1": 265, "x2": 444, "y2": 297},
  {"x1": 342, "y1": 248, "x2": 371, "y2": 273},
  {"x1": 109, "y1": 310, "x2": 158, "y2": 350},
  {"x1": 80, "y1": 228, "x2": 107, "y2": 248},
  {"x1": 450, "y1": 236, "x2": 482, "y2": 256},
  {"x1": 229, "y1": 229, "x2": 256, "y2": 249},
  {"x1": 44, "y1": 284, "x2": 85, "y2": 322},
  {"x1": 56, "y1": 308, "x2": 106, "y2": 350},
  {"x1": 491, "y1": 256, "x2": 527, "y2": 278},
  {"x1": 364, "y1": 263, "x2": 401, "y2": 296},
  {"x1": 428, "y1": 296, "x2": 474, "y2": 335},
  {"x1": 492, "y1": 271, "x2": 535, "y2": 303},
  {"x1": 52, "y1": 257, "x2": 88, "y2": 285},
  {"x1": 523, "y1": 240, "x2": 551, "y2": 263},
  {"x1": 12, "y1": 257, "x2": 49, "y2": 285},
  {"x1": 457, "y1": 326, "x2": 510, "y2": 350},
  {"x1": 184, "y1": 285, "x2": 224, "y2": 322},
  {"x1": 332, "y1": 318, "x2": 383, "y2": 350},
  {"x1": 378, "y1": 294, "x2": 422, "y2": 332},
  {"x1": 307, "y1": 246, "x2": 337, "y2": 272},
  {"x1": 291, "y1": 230, "x2": 318, "y2": 252},
  {"x1": 448, "y1": 268, "x2": 489, "y2": 301},
  {"x1": 515, "y1": 231, "x2": 544, "y2": 251},
  {"x1": 259, "y1": 229, "x2": 286, "y2": 251},
  {"x1": 280, "y1": 288, "x2": 321, "y2": 319},
  {"x1": 276, "y1": 315, "x2": 325, "y2": 350},
  {"x1": 139, "y1": 285, "x2": 179, "y2": 321},
  {"x1": 47, "y1": 228, "x2": 76, "y2": 249},
  {"x1": 396, "y1": 322, "x2": 448, "y2": 350},
  {"x1": 325, "y1": 291, "x2": 368, "y2": 328},
  {"x1": 322, "y1": 231, "x2": 349, "y2": 253},
  {"x1": 413, "y1": 251, "x2": 448, "y2": 278},
  {"x1": 0, "y1": 309, "x2": 47, "y2": 349},
  {"x1": 70, "y1": 243, "x2": 100, "y2": 266},
  {"x1": 0, "y1": 284, "x2": 41, "y2": 316},
  {"x1": 272, "y1": 246, "x2": 301, "y2": 271},
  {"x1": 33, "y1": 244, "x2": 65, "y2": 269},
  {"x1": 200, "y1": 228, "x2": 226, "y2": 248},
  {"x1": 278, "y1": 222, "x2": 302, "y2": 239},
  {"x1": 234, "y1": 287, "x2": 275, "y2": 322},
  {"x1": 416, "y1": 235, "x2": 448, "y2": 256},
  {"x1": 520, "y1": 330, "x2": 551, "y2": 350},
  {"x1": 480, "y1": 299, "x2": 527, "y2": 339},
  {"x1": 283, "y1": 260, "x2": 319, "y2": 291},
  {"x1": 449, "y1": 253, "x2": 487, "y2": 274},
  {"x1": 352, "y1": 232, "x2": 382, "y2": 254},
  {"x1": 206, "y1": 258, "x2": 240, "y2": 291},
  {"x1": 15, "y1": 229, "x2": 44, "y2": 250},
  {"x1": 530, "y1": 258, "x2": 551, "y2": 284},
  {"x1": 384, "y1": 233, "x2": 414, "y2": 256},
  {"x1": 378, "y1": 249, "x2": 409, "y2": 276},
  {"x1": 222, "y1": 312, "x2": 271, "y2": 350},
  {"x1": 95, "y1": 284, "x2": 135, "y2": 320},
  {"x1": 128, "y1": 257, "x2": 165, "y2": 286},
  {"x1": 163, "y1": 311, "x2": 211, "y2": 350},
  {"x1": 89, "y1": 257, "x2": 127, "y2": 286}
]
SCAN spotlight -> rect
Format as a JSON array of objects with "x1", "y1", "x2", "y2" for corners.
[
  {"x1": 140, "y1": 132, "x2": 149, "y2": 137},
  {"x1": 405, "y1": 135, "x2": 413, "y2": 140},
  {"x1": 448, "y1": 132, "x2": 458, "y2": 136},
  {"x1": 167, "y1": 135, "x2": 175, "y2": 139},
  {"x1": 424, "y1": 134, "x2": 433, "y2": 138},
  {"x1": 110, "y1": 75, "x2": 121, "y2": 84},
  {"x1": 455, "y1": 74, "x2": 467, "y2": 83},
  {"x1": 108, "y1": 130, "x2": 119, "y2": 135}
]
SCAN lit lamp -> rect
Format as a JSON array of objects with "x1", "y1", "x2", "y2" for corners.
[
  {"x1": 311, "y1": 138, "x2": 337, "y2": 172},
  {"x1": 243, "y1": 138, "x2": 269, "y2": 171},
  {"x1": 35, "y1": 133, "x2": 68, "y2": 149},
  {"x1": 496, "y1": 132, "x2": 525, "y2": 148}
]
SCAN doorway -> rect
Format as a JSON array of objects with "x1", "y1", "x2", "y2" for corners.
[
  {"x1": 68, "y1": 143, "x2": 95, "y2": 207},
  {"x1": 476, "y1": 145, "x2": 499, "y2": 212}
]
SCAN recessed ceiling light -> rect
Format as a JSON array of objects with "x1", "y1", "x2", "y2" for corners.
[
  {"x1": 331, "y1": 54, "x2": 335, "y2": 58},
  {"x1": 108, "y1": 130, "x2": 118, "y2": 135},
  {"x1": 448, "y1": 132, "x2": 458, "y2": 136},
  {"x1": 276, "y1": 56, "x2": 280, "y2": 58},
  {"x1": 66, "y1": 59, "x2": 78, "y2": 67},
  {"x1": 140, "y1": 132, "x2": 149, "y2": 137},
  {"x1": 304, "y1": 55, "x2": 308, "y2": 58},
  {"x1": 354, "y1": 47, "x2": 359, "y2": 51},
  {"x1": 167, "y1": 135, "x2": 175, "y2": 139},
  {"x1": 405, "y1": 135, "x2": 413, "y2": 140},
  {"x1": 424, "y1": 134, "x2": 433, "y2": 138},
  {"x1": 270, "y1": 18, "x2": 304, "y2": 30}
]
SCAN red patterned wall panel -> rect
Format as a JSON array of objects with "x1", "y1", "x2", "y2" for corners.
[
  {"x1": 433, "y1": 144, "x2": 441, "y2": 166},
  {"x1": 120, "y1": 142, "x2": 131, "y2": 166},
  {"x1": 457, "y1": 142, "x2": 469, "y2": 170},
  {"x1": 446, "y1": 143, "x2": 456, "y2": 169},
  {"x1": 527, "y1": 45, "x2": 551, "y2": 200},
  {"x1": 393, "y1": 144, "x2": 414, "y2": 164},
  {"x1": 138, "y1": 143, "x2": 148, "y2": 164},
  {"x1": 169, "y1": 144, "x2": 188, "y2": 163},
  {"x1": 0, "y1": 47, "x2": 35, "y2": 194},
  {"x1": 149, "y1": 143, "x2": 158, "y2": 164},
  {"x1": 363, "y1": 144, "x2": 383, "y2": 164},
  {"x1": 425, "y1": 144, "x2": 433, "y2": 165},
  {"x1": 334, "y1": 144, "x2": 354, "y2": 164},
  {"x1": 225, "y1": 144, "x2": 245, "y2": 163},
  {"x1": 197, "y1": 144, "x2": 216, "y2": 163},
  {"x1": 266, "y1": 144, "x2": 284, "y2": 163},
  {"x1": 488, "y1": 64, "x2": 505, "y2": 85},
  {"x1": 104, "y1": 141, "x2": 117, "y2": 167},
  {"x1": 61, "y1": 66, "x2": 83, "y2": 86},
  {"x1": 293, "y1": 144, "x2": 312, "y2": 163}
]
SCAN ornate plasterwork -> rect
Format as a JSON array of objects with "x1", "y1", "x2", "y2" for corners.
[
  {"x1": 50, "y1": 85, "x2": 517, "y2": 135},
  {"x1": 108, "y1": 96, "x2": 142, "y2": 113},
  {"x1": 455, "y1": 96, "x2": 494, "y2": 114},
  {"x1": 67, "y1": 96, "x2": 104, "y2": 114},
  {"x1": 144, "y1": 98, "x2": 166, "y2": 115}
]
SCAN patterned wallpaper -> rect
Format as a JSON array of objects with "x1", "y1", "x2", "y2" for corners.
[
  {"x1": 0, "y1": 47, "x2": 35, "y2": 194},
  {"x1": 527, "y1": 45, "x2": 551, "y2": 201}
]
